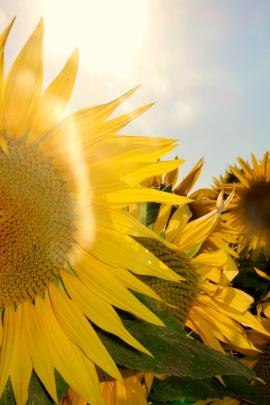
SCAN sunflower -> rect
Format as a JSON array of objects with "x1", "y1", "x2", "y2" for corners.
[
  {"x1": 138, "y1": 208, "x2": 269, "y2": 353},
  {"x1": 100, "y1": 371, "x2": 153, "y2": 405},
  {"x1": 0, "y1": 19, "x2": 193, "y2": 405},
  {"x1": 189, "y1": 187, "x2": 239, "y2": 257},
  {"x1": 193, "y1": 272, "x2": 270, "y2": 405},
  {"x1": 91, "y1": 201, "x2": 270, "y2": 405},
  {"x1": 137, "y1": 158, "x2": 239, "y2": 257},
  {"x1": 130, "y1": 159, "x2": 269, "y2": 352},
  {"x1": 61, "y1": 372, "x2": 153, "y2": 405},
  {"x1": 214, "y1": 152, "x2": 270, "y2": 258}
]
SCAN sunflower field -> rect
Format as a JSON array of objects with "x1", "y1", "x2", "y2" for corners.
[{"x1": 0, "y1": 19, "x2": 269, "y2": 405}]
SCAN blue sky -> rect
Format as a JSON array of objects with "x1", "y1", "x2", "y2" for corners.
[{"x1": 0, "y1": 0, "x2": 269, "y2": 187}]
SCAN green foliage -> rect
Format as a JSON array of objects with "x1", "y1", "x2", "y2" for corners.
[
  {"x1": 0, "y1": 372, "x2": 68, "y2": 405},
  {"x1": 149, "y1": 377, "x2": 228, "y2": 403},
  {"x1": 234, "y1": 258, "x2": 270, "y2": 302},
  {"x1": 149, "y1": 375, "x2": 266, "y2": 405},
  {"x1": 0, "y1": 374, "x2": 53, "y2": 405},
  {"x1": 98, "y1": 317, "x2": 254, "y2": 380}
]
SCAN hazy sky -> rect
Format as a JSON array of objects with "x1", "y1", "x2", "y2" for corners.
[{"x1": 0, "y1": 1, "x2": 269, "y2": 187}]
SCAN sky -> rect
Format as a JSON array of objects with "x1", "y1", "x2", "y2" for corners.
[{"x1": 0, "y1": 0, "x2": 269, "y2": 187}]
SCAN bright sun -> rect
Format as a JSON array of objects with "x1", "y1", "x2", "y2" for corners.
[{"x1": 41, "y1": 0, "x2": 148, "y2": 77}]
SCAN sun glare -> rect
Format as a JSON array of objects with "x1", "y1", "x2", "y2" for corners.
[{"x1": 41, "y1": 0, "x2": 148, "y2": 77}]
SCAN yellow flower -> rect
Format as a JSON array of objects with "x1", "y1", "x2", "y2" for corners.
[
  {"x1": 100, "y1": 372, "x2": 153, "y2": 405},
  {"x1": 61, "y1": 373, "x2": 153, "y2": 405},
  {"x1": 189, "y1": 187, "x2": 239, "y2": 257},
  {"x1": 137, "y1": 186, "x2": 270, "y2": 353},
  {"x1": 139, "y1": 158, "x2": 239, "y2": 257},
  {"x1": 215, "y1": 152, "x2": 270, "y2": 258},
  {"x1": 195, "y1": 281, "x2": 270, "y2": 405},
  {"x1": 0, "y1": 20, "x2": 191, "y2": 405},
  {"x1": 93, "y1": 208, "x2": 270, "y2": 404}
]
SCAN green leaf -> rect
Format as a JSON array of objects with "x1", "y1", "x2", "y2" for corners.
[
  {"x1": 150, "y1": 375, "x2": 265, "y2": 404},
  {"x1": 0, "y1": 380, "x2": 15, "y2": 405},
  {"x1": 133, "y1": 293, "x2": 184, "y2": 333},
  {"x1": 233, "y1": 265, "x2": 269, "y2": 302},
  {"x1": 150, "y1": 377, "x2": 229, "y2": 402},
  {"x1": 55, "y1": 371, "x2": 69, "y2": 402},
  {"x1": 145, "y1": 202, "x2": 161, "y2": 226},
  {"x1": 98, "y1": 319, "x2": 255, "y2": 380},
  {"x1": 149, "y1": 375, "x2": 266, "y2": 405},
  {"x1": 0, "y1": 374, "x2": 53, "y2": 405},
  {"x1": 223, "y1": 375, "x2": 267, "y2": 405}
]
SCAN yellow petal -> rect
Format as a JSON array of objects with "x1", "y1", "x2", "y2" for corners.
[
  {"x1": 10, "y1": 305, "x2": 32, "y2": 405},
  {"x1": 0, "y1": 18, "x2": 15, "y2": 83},
  {"x1": 237, "y1": 157, "x2": 253, "y2": 178},
  {"x1": 221, "y1": 307, "x2": 270, "y2": 337},
  {"x1": 122, "y1": 159, "x2": 184, "y2": 187},
  {"x1": 44, "y1": 292, "x2": 103, "y2": 405},
  {"x1": 91, "y1": 102, "x2": 154, "y2": 141},
  {"x1": 49, "y1": 283, "x2": 122, "y2": 380},
  {"x1": 191, "y1": 250, "x2": 227, "y2": 266},
  {"x1": 153, "y1": 204, "x2": 172, "y2": 234},
  {"x1": 95, "y1": 205, "x2": 169, "y2": 243},
  {"x1": 229, "y1": 166, "x2": 250, "y2": 187},
  {"x1": 255, "y1": 268, "x2": 270, "y2": 281},
  {"x1": 214, "y1": 287, "x2": 253, "y2": 314},
  {"x1": 186, "y1": 309, "x2": 224, "y2": 352},
  {"x1": 73, "y1": 249, "x2": 165, "y2": 326},
  {"x1": 110, "y1": 266, "x2": 161, "y2": 301},
  {"x1": 0, "y1": 306, "x2": 17, "y2": 395},
  {"x1": 175, "y1": 158, "x2": 204, "y2": 195},
  {"x1": 165, "y1": 204, "x2": 192, "y2": 243},
  {"x1": 125, "y1": 375, "x2": 149, "y2": 405},
  {"x1": 61, "y1": 272, "x2": 151, "y2": 355},
  {"x1": 90, "y1": 136, "x2": 176, "y2": 163},
  {"x1": 3, "y1": 20, "x2": 43, "y2": 136},
  {"x1": 175, "y1": 210, "x2": 218, "y2": 251},
  {"x1": 29, "y1": 48, "x2": 79, "y2": 139},
  {"x1": 21, "y1": 299, "x2": 57, "y2": 402},
  {"x1": 88, "y1": 229, "x2": 182, "y2": 281},
  {"x1": 0, "y1": 18, "x2": 16, "y2": 145},
  {"x1": 195, "y1": 305, "x2": 258, "y2": 351},
  {"x1": 251, "y1": 153, "x2": 260, "y2": 175},
  {"x1": 41, "y1": 95, "x2": 153, "y2": 157},
  {"x1": 163, "y1": 156, "x2": 180, "y2": 186},
  {"x1": 107, "y1": 187, "x2": 191, "y2": 206}
]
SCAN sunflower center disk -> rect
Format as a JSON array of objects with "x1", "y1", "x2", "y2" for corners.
[
  {"x1": 137, "y1": 237, "x2": 200, "y2": 323},
  {"x1": 0, "y1": 137, "x2": 75, "y2": 306},
  {"x1": 242, "y1": 182, "x2": 270, "y2": 230}
]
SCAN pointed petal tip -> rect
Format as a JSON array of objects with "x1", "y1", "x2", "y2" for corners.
[
  {"x1": 34, "y1": 18, "x2": 44, "y2": 35},
  {"x1": 6, "y1": 16, "x2": 16, "y2": 31},
  {"x1": 72, "y1": 47, "x2": 79, "y2": 59},
  {"x1": 199, "y1": 157, "x2": 204, "y2": 165},
  {"x1": 121, "y1": 85, "x2": 140, "y2": 99},
  {"x1": 0, "y1": 16, "x2": 16, "y2": 46},
  {"x1": 67, "y1": 48, "x2": 79, "y2": 71}
]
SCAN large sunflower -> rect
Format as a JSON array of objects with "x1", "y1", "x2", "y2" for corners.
[
  {"x1": 0, "y1": 20, "x2": 192, "y2": 405},
  {"x1": 214, "y1": 152, "x2": 270, "y2": 258}
]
